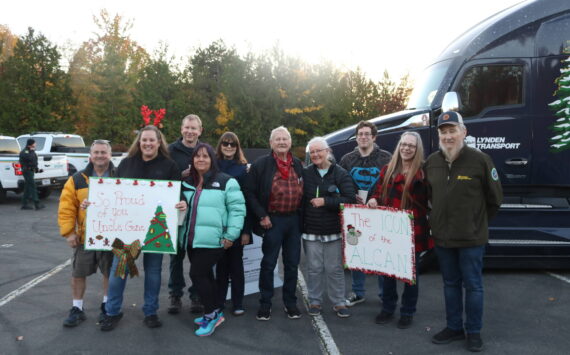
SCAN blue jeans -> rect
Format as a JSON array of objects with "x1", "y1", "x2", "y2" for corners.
[
  {"x1": 435, "y1": 245, "x2": 485, "y2": 333},
  {"x1": 259, "y1": 214, "x2": 301, "y2": 307},
  {"x1": 351, "y1": 270, "x2": 383, "y2": 298},
  {"x1": 168, "y1": 248, "x2": 198, "y2": 299},
  {"x1": 382, "y1": 252, "x2": 420, "y2": 316},
  {"x1": 105, "y1": 252, "x2": 163, "y2": 317}
]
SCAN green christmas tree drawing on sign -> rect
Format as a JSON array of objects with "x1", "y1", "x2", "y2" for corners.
[
  {"x1": 142, "y1": 203, "x2": 175, "y2": 253},
  {"x1": 548, "y1": 55, "x2": 570, "y2": 152}
]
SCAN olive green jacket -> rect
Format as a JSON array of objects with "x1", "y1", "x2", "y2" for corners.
[{"x1": 425, "y1": 146, "x2": 503, "y2": 248}]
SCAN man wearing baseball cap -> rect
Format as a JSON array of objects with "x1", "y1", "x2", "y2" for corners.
[{"x1": 424, "y1": 111, "x2": 503, "y2": 352}]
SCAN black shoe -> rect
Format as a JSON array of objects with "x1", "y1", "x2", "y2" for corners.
[
  {"x1": 100, "y1": 313, "x2": 123, "y2": 331},
  {"x1": 189, "y1": 298, "x2": 204, "y2": 314},
  {"x1": 143, "y1": 314, "x2": 163, "y2": 328},
  {"x1": 98, "y1": 302, "x2": 107, "y2": 323},
  {"x1": 432, "y1": 327, "x2": 466, "y2": 344},
  {"x1": 168, "y1": 295, "x2": 182, "y2": 314},
  {"x1": 256, "y1": 305, "x2": 271, "y2": 321},
  {"x1": 345, "y1": 292, "x2": 366, "y2": 307},
  {"x1": 63, "y1": 306, "x2": 86, "y2": 327},
  {"x1": 375, "y1": 311, "x2": 394, "y2": 324},
  {"x1": 34, "y1": 203, "x2": 45, "y2": 210},
  {"x1": 466, "y1": 333, "x2": 483, "y2": 352},
  {"x1": 21, "y1": 205, "x2": 34, "y2": 210},
  {"x1": 284, "y1": 305, "x2": 302, "y2": 319},
  {"x1": 397, "y1": 315, "x2": 413, "y2": 329}
]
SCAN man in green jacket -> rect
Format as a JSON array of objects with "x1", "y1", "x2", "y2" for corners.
[{"x1": 425, "y1": 111, "x2": 502, "y2": 352}]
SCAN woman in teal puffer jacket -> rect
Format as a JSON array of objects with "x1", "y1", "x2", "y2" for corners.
[{"x1": 178, "y1": 143, "x2": 245, "y2": 337}]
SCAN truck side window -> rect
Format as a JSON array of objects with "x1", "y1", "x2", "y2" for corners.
[{"x1": 457, "y1": 65, "x2": 523, "y2": 117}]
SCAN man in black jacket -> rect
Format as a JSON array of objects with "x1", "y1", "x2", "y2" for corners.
[
  {"x1": 166, "y1": 114, "x2": 204, "y2": 314},
  {"x1": 19, "y1": 138, "x2": 44, "y2": 210},
  {"x1": 426, "y1": 111, "x2": 503, "y2": 352},
  {"x1": 245, "y1": 126, "x2": 304, "y2": 321}
]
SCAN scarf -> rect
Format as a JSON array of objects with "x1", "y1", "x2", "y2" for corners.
[{"x1": 273, "y1": 151, "x2": 293, "y2": 179}]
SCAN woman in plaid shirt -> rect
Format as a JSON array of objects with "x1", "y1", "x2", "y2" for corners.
[{"x1": 367, "y1": 131, "x2": 434, "y2": 329}]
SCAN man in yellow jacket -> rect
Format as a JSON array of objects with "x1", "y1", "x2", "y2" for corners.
[{"x1": 58, "y1": 140, "x2": 116, "y2": 327}]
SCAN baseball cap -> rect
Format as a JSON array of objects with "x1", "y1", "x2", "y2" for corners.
[{"x1": 437, "y1": 111, "x2": 464, "y2": 127}]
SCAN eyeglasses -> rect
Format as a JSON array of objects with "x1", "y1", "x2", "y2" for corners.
[
  {"x1": 357, "y1": 132, "x2": 373, "y2": 137},
  {"x1": 309, "y1": 148, "x2": 328, "y2": 155},
  {"x1": 400, "y1": 143, "x2": 417, "y2": 149},
  {"x1": 221, "y1": 141, "x2": 237, "y2": 148}
]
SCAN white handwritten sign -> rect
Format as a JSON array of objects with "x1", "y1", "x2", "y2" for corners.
[
  {"x1": 341, "y1": 204, "x2": 416, "y2": 284},
  {"x1": 85, "y1": 177, "x2": 181, "y2": 254}
]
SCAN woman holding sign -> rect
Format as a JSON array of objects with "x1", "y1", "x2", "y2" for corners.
[
  {"x1": 302, "y1": 137, "x2": 355, "y2": 318},
  {"x1": 215, "y1": 132, "x2": 252, "y2": 316},
  {"x1": 367, "y1": 131, "x2": 433, "y2": 329},
  {"x1": 180, "y1": 143, "x2": 245, "y2": 337},
  {"x1": 100, "y1": 125, "x2": 186, "y2": 331}
]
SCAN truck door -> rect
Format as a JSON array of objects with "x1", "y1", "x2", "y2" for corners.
[{"x1": 449, "y1": 59, "x2": 531, "y2": 185}]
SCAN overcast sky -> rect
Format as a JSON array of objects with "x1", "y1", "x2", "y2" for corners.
[{"x1": 3, "y1": 0, "x2": 524, "y2": 81}]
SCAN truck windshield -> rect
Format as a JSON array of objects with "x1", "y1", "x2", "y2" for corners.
[
  {"x1": 52, "y1": 137, "x2": 85, "y2": 148},
  {"x1": 407, "y1": 60, "x2": 451, "y2": 109},
  {"x1": 0, "y1": 139, "x2": 20, "y2": 154}
]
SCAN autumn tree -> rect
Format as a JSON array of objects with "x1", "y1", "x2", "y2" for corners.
[
  {"x1": 69, "y1": 10, "x2": 148, "y2": 145},
  {"x1": 0, "y1": 25, "x2": 18, "y2": 66},
  {"x1": 0, "y1": 27, "x2": 75, "y2": 135}
]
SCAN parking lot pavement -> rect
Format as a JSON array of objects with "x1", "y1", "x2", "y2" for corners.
[{"x1": 1, "y1": 191, "x2": 569, "y2": 354}]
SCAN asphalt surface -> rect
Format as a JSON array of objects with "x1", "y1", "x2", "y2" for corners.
[{"x1": 1, "y1": 190, "x2": 569, "y2": 355}]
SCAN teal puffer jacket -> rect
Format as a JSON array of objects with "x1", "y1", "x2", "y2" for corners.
[{"x1": 179, "y1": 171, "x2": 246, "y2": 249}]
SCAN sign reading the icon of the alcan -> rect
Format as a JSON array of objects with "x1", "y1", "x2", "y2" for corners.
[
  {"x1": 465, "y1": 136, "x2": 521, "y2": 150},
  {"x1": 341, "y1": 204, "x2": 415, "y2": 285}
]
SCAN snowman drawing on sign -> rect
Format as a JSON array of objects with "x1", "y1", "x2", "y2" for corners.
[{"x1": 346, "y1": 224, "x2": 362, "y2": 245}]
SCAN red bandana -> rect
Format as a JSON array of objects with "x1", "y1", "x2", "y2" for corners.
[{"x1": 273, "y1": 151, "x2": 293, "y2": 179}]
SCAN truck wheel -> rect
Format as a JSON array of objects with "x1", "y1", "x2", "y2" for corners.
[
  {"x1": 38, "y1": 188, "x2": 52, "y2": 199},
  {"x1": 417, "y1": 249, "x2": 438, "y2": 274},
  {"x1": 0, "y1": 187, "x2": 6, "y2": 203}
]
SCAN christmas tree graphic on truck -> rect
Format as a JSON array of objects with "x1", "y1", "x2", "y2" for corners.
[
  {"x1": 142, "y1": 203, "x2": 176, "y2": 253},
  {"x1": 548, "y1": 47, "x2": 570, "y2": 152}
]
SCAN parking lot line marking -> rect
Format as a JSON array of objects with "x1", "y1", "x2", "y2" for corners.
[
  {"x1": 547, "y1": 272, "x2": 570, "y2": 284},
  {"x1": 297, "y1": 271, "x2": 341, "y2": 355},
  {"x1": 0, "y1": 259, "x2": 71, "y2": 308}
]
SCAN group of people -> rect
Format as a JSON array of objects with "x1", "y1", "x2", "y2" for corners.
[{"x1": 57, "y1": 110, "x2": 503, "y2": 352}]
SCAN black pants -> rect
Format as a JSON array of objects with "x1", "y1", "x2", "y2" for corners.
[
  {"x1": 188, "y1": 247, "x2": 225, "y2": 314},
  {"x1": 22, "y1": 169, "x2": 38, "y2": 206},
  {"x1": 216, "y1": 244, "x2": 245, "y2": 309}
]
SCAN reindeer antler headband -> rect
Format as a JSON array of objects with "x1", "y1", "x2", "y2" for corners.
[{"x1": 140, "y1": 105, "x2": 166, "y2": 129}]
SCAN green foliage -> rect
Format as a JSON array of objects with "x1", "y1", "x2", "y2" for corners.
[
  {"x1": 69, "y1": 10, "x2": 149, "y2": 146},
  {"x1": 1, "y1": 19, "x2": 413, "y2": 151},
  {"x1": 0, "y1": 27, "x2": 75, "y2": 136}
]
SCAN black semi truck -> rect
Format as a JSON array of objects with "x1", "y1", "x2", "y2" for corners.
[{"x1": 324, "y1": 0, "x2": 570, "y2": 268}]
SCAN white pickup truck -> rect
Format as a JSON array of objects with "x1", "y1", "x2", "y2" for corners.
[
  {"x1": 17, "y1": 133, "x2": 126, "y2": 175},
  {"x1": 0, "y1": 135, "x2": 68, "y2": 202}
]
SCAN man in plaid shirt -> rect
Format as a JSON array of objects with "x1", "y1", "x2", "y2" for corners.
[{"x1": 244, "y1": 126, "x2": 304, "y2": 321}]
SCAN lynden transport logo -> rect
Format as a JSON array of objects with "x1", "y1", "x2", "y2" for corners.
[{"x1": 466, "y1": 136, "x2": 521, "y2": 150}]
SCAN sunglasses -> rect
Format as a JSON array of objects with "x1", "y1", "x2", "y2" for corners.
[{"x1": 221, "y1": 141, "x2": 237, "y2": 148}]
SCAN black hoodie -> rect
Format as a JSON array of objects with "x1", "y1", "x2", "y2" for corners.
[{"x1": 168, "y1": 138, "x2": 199, "y2": 177}]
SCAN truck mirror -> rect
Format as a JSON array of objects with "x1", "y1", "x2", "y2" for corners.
[{"x1": 441, "y1": 92, "x2": 460, "y2": 112}]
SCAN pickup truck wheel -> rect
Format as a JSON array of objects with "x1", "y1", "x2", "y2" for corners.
[
  {"x1": 38, "y1": 188, "x2": 52, "y2": 199},
  {"x1": 0, "y1": 187, "x2": 6, "y2": 203},
  {"x1": 417, "y1": 249, "x2": 438, "y2": 274}
]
